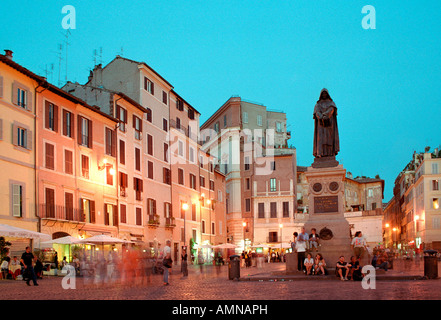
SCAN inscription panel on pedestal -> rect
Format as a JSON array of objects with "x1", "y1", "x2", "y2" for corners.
[{"x1": 314, "y1": 196, "x2": 339, "y2": 213}]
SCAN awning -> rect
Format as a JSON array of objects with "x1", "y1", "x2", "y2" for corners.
[{"x1": 0, "y1": 224, "x2": 51, "y2": 240}]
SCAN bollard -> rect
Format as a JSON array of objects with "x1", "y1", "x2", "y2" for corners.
[
  {"x1": 228, "y1": 255, "x2": 241, "y2": 280},
  {"x1": 424, "y1": 250, "x2": 438, "y2": 279}
]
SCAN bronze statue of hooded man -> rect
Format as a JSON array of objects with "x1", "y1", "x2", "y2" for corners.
[{"x1": 313, "y1": 88, "x2": 340, "y2": 160}]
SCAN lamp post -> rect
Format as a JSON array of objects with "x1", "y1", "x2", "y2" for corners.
[
  {"x1": 242, "y1": 221, "x2": 247, "y2": 252},
  {"x1": 182, "y1": 202, "x2": 189, "y2": 246},
  {"x1": 279, "y1": 223, "x2": 283, "y2": 252}
]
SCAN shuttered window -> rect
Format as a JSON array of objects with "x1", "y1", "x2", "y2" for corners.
[
  {"x1": 78, "y1": 116, "x2": 92, "y2": 148},
  {"x1": 64, "y1": 149, "x2": 73, "y2": 174},
  {"x1": 62, "y1": 110, "x2": 73, "y2": 138},
  {"x1": 120, "y1": 204, "x2": 127, "y2": 224},
  {"x1": 119, "y1": 140, "x2": 125, "y2": 165},
  {"x1": 12, "y1": 184, "x2": 23, "y2": 217},
  {"x1": 45, "y1": 143, "x2": 55, "y2": 170},
  {"x1": 65, "y1": 192, "x2": 74, "y2": 221},
  {"x1": 135, "y1": 207, "x2": 142, "y2": 226},
  {"x1": 135, "y1": 147, "x2": 141, "y2": 171}
]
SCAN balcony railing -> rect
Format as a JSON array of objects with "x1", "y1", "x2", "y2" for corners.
[
  {"x1": 147, "y1": 214, "x2": 160, "y2": 226},
  {"x1": 165, "y1": 217, "x2": 176, "y2": 227},
  {"x1": 38, "y1": 204, "x2": 84, "y2": 222}
]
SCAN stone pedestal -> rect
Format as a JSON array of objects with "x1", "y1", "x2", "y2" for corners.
[
  {"x1": 286, "y1": 252, "x2": 298, "y2": 274},
  {"x1": 303, "y1": 164, "x2": 353, "y2": 266}
]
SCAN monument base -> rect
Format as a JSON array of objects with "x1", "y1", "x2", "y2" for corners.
[{"x1": 311, "y1": 156, "x2": 339, "y2": 168}]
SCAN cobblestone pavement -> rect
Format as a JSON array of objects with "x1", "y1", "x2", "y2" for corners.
[{"x1": 1, "y1": 259, "x2": 440, "y2": 300}]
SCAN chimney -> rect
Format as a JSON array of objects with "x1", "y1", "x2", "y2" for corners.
[{"x1": 4, "y1": 50, "x2": 13, "y2": 60}]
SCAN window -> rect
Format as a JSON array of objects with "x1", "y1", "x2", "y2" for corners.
[
  {"x1": 190, "y1": 174, "x2": 197, "y2": 190},
  {"x1": 116, "y1": 105, "x2": 127, "y2": 132},
  {"x1": 64, "y1": 149, "x2": 73, "y2": 174},
  {"x1": 12, "y1": 184, "x2": 23, "y2": 217},
  {"x1": 276, "y1": 122, "x2": 282, "y2": 133},
  {"x1": 245, "y1": 198, "x2": 251, "y2": 212},
  {"x1": 146, "y1": 108, "x2": 152, "y2": 123},
  {"x1": 258, "y1": 203, "x2": 265, "y2": 219},
  {"x1": 147, "y1": 161, "x2": 153, "y2": 179},
  {"x1": 120, "y1": 204, "x2": 127, "y2": 224},
  {"x1": 133, "y1": 115, "x2": 142, "y2": 140},
  {"x1": 200, "y1": 156, "x2": 204, "y2": 168},
  {"x1": 270, "y1": 202, "x2": 277, "y2": 218},
  {"x1": 16, "y1": 127, "x2": 28, "y2": 149},
  {"x1": 188, "y1": 108, "x2": 195, "y2": 120},
  {"x1": 104, "y1": 204, "x2": 115, "y2": 226},
  {"x1": 192, "y1": 203, "x2": 197, "y2": 221},
  {"x1": 246, "y1": 178, "x2": 250, "y2": 190},
  {"x1": 178, "y1": 140, "x2": 184, "y2": 157},
  {"x1": 65, "y1": 192, "x2": 74, "y2": 221},
  {"x1": 189, "y1": 147, "x2": 195, "y2": 163},
  {"x1": 368, "y1": 188, "x2": 374, "y2": 197},
  {"x1": 164, "y1": 202, "x2": 172, "y2": 218},
  {"x1": 134, "y1": 177, "x2": 143, "y2": 201},
  {"x1": 433, "y1": 217, "x2": 441, "y2": 229},
  {"x1": 210, "y1": 161, "x2": 214, "y2": 172},
  {"x1": 81, "y1": 199, "x2": 95, "y2": 223},
  {"x1": 62, "y1": 110, "x2": 73, "y2": 138},
  {"x1": 119, "y1": 140, "x2": 125, "y2": 165},
  {"x1": 45, "y1": 188, "x2": 55, "y2": 219},
  {"x1": 144, "y1": 77, "x2": 154, "y2": 94},
  {"x1": 209, "y1": 180, "x2": 215, "y2": 191},
  {"x1": 433, "y1": 198, "x2": 440, "y2": 210},
  {"x1": 106, "y1": 166, "x2": 113, "y2": 185},
  {"x1": 135, "y1": 207, "x2": 142, "y2": 225},
  {"x1": 164, "y1": 143, "x2": 169, "y2": 162},
  {"x1": 176, "y1": 99, "x2": 184, "y2": 111},
  {"x1": 120, "y1": 172, "x2": 128, "y2": 195},
  {"x1": 78, "y1": 116, "x2": 92, "y2": 148},
  {"x1": 163, "y1": 168, "x2": 171, "y2": 185},
  {"x1": 81, "y1": 155, "x2": 89, "y2": 179},
  {"x1": 270, "y1": 178, "x2": 277, "y2": 192},
  {"x1": 269, "y1": 232, "x2": 278, "y2": 243},
  {"x1": 271, "y1": 161, "x2": 276, "y2": 171},
  {"x1": 105, "y1": 128, "x2": 116, "y2": 157},
  {"x1": 163, "y1": 118, "x2": 168, "y2": 132},
  {"x1": 214, "y1": 122, "x2": 219, "y2": 133},
  {"x1": 45, "y1": 102, "x2": 58, "y2": 132},
  {"x1": 162, "y1": 91, "x2": 168, "y2": 104},
  {"x1": 218, "y1": 190, "x2": 223, "y2": 202},
  {"x1": 371, "y1": 202, "x2": 377, "y2": 210},
  {"x1": 223, "y1": 115, "x2": 227, "y2": 127},
  {"x1": 147, "y1": 134, "x2": 153, "y2": 156},
  {"x1": 178, "y1": 169, "x2": 184, "y2": 185},
  {"x1": 243, "y1": 112, "x2": 248, "y2": 124},
  {"x1": 244, "y1": 157, "x2": 250, "y2": 171},
  {"x1": 200, "y1": 176, "x2": 205, "y2": 188},
  {"x1": 45, "y1": 143, "x2": 55, "y2": 170},
  {"x1": 176, "y1": 117, "x2": 181, "y2": 130},
  {"x1": 433, "y1": 163, "x2": 439, "y2": 174},
  {"x1": 201, "y1": 220, "x2": 206, "y2": 234},
  {"x1": 283, "y1": 202, "x2": 289, "y2": 217},
  {"x1": 257, "y1": 115, "x2": 262, "y2": 126},
  {"x1": 16, "y1": 87, "x2": 27, "y2": 109},
  {"x1": 211, "y1": 222, "x2": 215, "y2": 235},
  {"x1": 147, "y1": 198, "x2": 157, "y2": 219},
  {"x1": 433, "y1": 180, "x2": 439, "y2": 191},
  {"x1": 135, "y1": 147, "x2": 141, "y2": 171}
]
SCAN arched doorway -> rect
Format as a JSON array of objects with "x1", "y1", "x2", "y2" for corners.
[{"x1": 52, "y1": 232, "x2": 70, "y2": 240}]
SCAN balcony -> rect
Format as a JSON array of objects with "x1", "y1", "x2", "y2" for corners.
[
  {"x1": 147, "y1": 214, "x2": 160, "y2": 227},
  {"x1": 38, "y1": 204, "x2": 84, "y2": 223},
  {"x1": 165, "y1": 217, "x2": 176, "y2": 228}
]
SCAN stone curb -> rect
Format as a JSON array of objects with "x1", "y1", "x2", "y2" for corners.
[{"x1": 235, "y1": 275, "x2": 433, "y2": 281}]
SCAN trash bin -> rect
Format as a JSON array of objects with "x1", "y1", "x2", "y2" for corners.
[
  {"x1": 228, "y1": 255, "x2": 241, "y2": 280},
  {"x1": 424, "y1": 250, "x2": 438, "y2": 279}
]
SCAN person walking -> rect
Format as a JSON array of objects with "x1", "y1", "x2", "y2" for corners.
[
  {"x1": 162, "y1": 240, "x2": 172, "y2": 285},
  {"x1": 181, "y1": 247, "x2": 188, "y2": 278},
  {"x1": 20, "y1": 247, "x2": 38, "y2": 286}
]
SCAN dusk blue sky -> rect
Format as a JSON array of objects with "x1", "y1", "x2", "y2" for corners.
[{"x1": 1, "y1": 1, "x2": 440, "y2": 201}]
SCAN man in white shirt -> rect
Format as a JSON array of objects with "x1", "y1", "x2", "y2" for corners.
[
  {"x1": 163, "y1": 240, "x2": 172, "y2": 285},
  {"x1": 296, "y1": 227, "x2": 308, "y2": 272}
]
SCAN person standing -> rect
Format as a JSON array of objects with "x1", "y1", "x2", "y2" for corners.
[
  {"x1": 162, "y1": 240, "x2": 172, "y2": 285},
  {"x1": 20, "y1": 247, "x2": 38, "y2": 286},
  {"x1": 296, "y1": 227, "x2": 308, "y2": 272},
  {"x1": 181, "y1": 247, "x2": 188, "y2": 278},
  {"x1": 53, "y1": 251, "x2": 59, "y2": 276},
  {"x1": 351, "y1": 231, "x2": 367, "y2": 259}
]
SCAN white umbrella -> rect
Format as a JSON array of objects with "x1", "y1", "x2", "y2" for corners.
[
  {"x1": 214, "y1": 243, "x2": 238, "y2": 249},
  {"x1": 0, "y1": 224, "x2": 51, "y2": 240},
  {"x1": 77, "y1": 234, "x2": 129, "y2": 244},
  {"x1": 279, "y1": 242, "x2": 292, "y2": 249},
  {"x1": 196, "y1": 243, "x2": 214, "y2": 249},
  {"x1": 41, "y1": 236, "x2": 82, "y2": 245}
]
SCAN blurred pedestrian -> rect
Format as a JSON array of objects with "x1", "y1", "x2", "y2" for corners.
[
  {"x1": 162, "y1": 240, "x2": 172, "y2": 285},
  {"x1": 20, "y1": 247, "x2": 38, "y2": 286},
  {"x1": 181, "y1": 247, "x2": 188, "y2": 278}
]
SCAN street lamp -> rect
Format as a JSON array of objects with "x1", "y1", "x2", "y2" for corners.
[
  {"x1": 182, "y1": 202, "x2": 189, "y2": 246},
  {"x1": 279, "y1": 224, "x2": 283, "y2": 252},
  {"x1": 242, "y1": 221, "x2": 247, "y2": 251}
]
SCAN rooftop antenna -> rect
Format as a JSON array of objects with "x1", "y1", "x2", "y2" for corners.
[
  {"x1": 119, "y1": 46, "x2": 124, "y2": 57},
  {"x1": 93, "y1": 47, "x2": 103, "y2": 66},
  {"x1": 62, "y1": 30, "x2": 71, "y2": 85},
  {"x1": 43, "y1": 63, "x2": 54, "y2": 83},
  {"x1": 57, "y1": 43, "x2": 64, "y2": 87}
]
